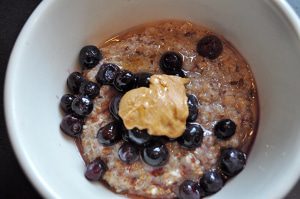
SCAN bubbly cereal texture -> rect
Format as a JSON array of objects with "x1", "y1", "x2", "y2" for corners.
[{"x1": 80, "y1": 20, "x2": 258, "y2": 198}]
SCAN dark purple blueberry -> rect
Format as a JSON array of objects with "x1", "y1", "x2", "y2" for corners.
[
  {"x1": 113, "y1": 70, "x2": 137, "y2": 92},
  {"x1": 168, "y1": 137, "x2": 177, "y2": 142},
  {"x1": 174, "y1": 69, "x2": 187, "y2": 78},
  {"x1": 60, "y1": 94, "x2": 75, "y2": 113},
  {"x1": 178, "y1": 180, "x2": 202, "y2": 199},
  {"x1": 79, "y1": 45, "x2": 102, "y2": 69},
  {"x1": 219, "y1": 148, "x2": 247, "y2": 177},
  {"x1": 97, "y1": 122, "x2": 122, "y2": 146},
  {"x1": 122, "y1": 129, "x2": 129, "y2": 142},
  {"x1": 159, "y1": 51, "x2": 183, "y2": 75},
  {"x1": 200, "y1": 171, "x2": 224, "y2": 195},
  {"x1": 187, "y1": 94, "x2": 199, "y2": 122},
  {"x1": 178, "y1": 123, "x2": 204, "y2": 149},
  {"x1": 85, "y1": 157, "x2": 107, "y2": 181},
  {"x1": 150, "y1": 135, "x2": 170, "y2": 144},
  {"x1": 118, "y1": 142, "x2": 140, "y2": 164},
  {"x1": 141, "y1": 141, "x2": 169, "y2": 167},
  {"x1": 60, "y1": 114, "x2": 84, "y2": 137},
  {"x1": 197, "y1": 35, "x2": 223, "y2": 60},
  {"x1": 79, "y1": 80, "x2": 100, "y2": 99},
  {"x1": 128, "y1": 128, "x2": 152, "y2": 146},
  {"x1": 119, "y1": 123, "x2": 130, "y2": 142},
  {"x1": 67, "y1": 72, "x2": 85, "y2": 94},
  {"x1": 135, "y1": 72, "x2": 152, "y2": 87},
  {"x1": 71, "y1": 96, "x2": 93, "y2": 117},
  {"x1": 109, "y1": 95, "x2": 122, "y2": 121},
  {"x1": 214, "y1": 119, "x2": 236, "y2": 140},
  {"x1": 96, "y1": 63, "x2": 120, "y2": 85},
  {"x1": 117, "y1": 123, "x2": 129, "y2": 142}
]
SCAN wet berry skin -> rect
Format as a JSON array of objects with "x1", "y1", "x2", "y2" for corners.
[
  {"x1": 141, "y1": 141, "x2": 169, "y2": 167},
  {"x1": 122, "y1": 128, "x2": 129, "y2": 142},
  {"x1": 96, "y1": 63, "x2": 120, "y2": 85},
  {"x1": 178, "y1": 180, "x2": 202, "y2": 199},
  {"x1": 214, "y1": 119, "x2": 236, "y2": 140},
  {"x1": 219, "y1": 148, "x2": 247, "y2": 177},
  {"x1": 187, "y1": 94, "x2": 199, "y2": 122},
  {"x1": 174, "y1": 69, "x2": 187, "y2": 78},
  {"x1": 79, "y1": 45, "x2": 102, "y2": 69},
  {"x1": 200, "y1": 171, "x2": 224, "y2": 195},
  {"x1": 118, "y1": 142, "x2": 140, "y2": 164},
  {"x1": 85, "y1": 157, "x2": 107, "y2": 181},
  {"x1": 159, "y1": 51, "x2": 183, "y2": 75},
  {"x1": 71, "y1": 95, "x2": 93, "y2": 117},
  {"x1": 60, "y1": 114, "x2": 84, "y2": 137},
  {"x1": 67, "y1": 72, "x2": 85, "y2": 94},
  {"x1": 128, "y1": 128, "x2": 152, "y2": 146},
  {"x1": 97, "y1": 122, "x2": 122, "y2": 146},
  {"x1": 178, "y1": 123, "x2": 204, "y2": 149},
  {"x1": 109, "y1": 95, "x2": 122, "y2": 121},
  {"x1": 135, "y1": 72, "x2": 152, "y2": 87},
  {"x1": 197, "y1": 35, "x2": 223, "y2": 60},
  {"x1": 120, "y1": 123, "x2": 130, "y2": 142},
  {"x1": 79, "y1": 80, "x2": 100, "y2": 99},
  {"x1": 114, "y1": 70, "x2": 137, "y2": 92},
  {"x1": 60, "y1": 94, "x2": 75, "y2": 113},
  {"x1": 151, "y1": 135, "x2": 170, "y2": 144}
]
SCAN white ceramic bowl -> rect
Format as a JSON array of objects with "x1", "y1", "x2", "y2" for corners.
[{"x1": 5, "y1": 0, "x2": 300, "y2": 198}]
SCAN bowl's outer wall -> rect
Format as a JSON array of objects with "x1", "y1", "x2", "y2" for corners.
[{"x1": 5, "y1": 0, "x2": 300, "y2": 198}]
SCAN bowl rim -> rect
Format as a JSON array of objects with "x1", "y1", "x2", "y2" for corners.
[{"x1": 4, "y1": 0, "x2": 300, "y2": 198}]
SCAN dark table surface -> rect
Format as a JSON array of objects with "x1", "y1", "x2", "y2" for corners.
[{"x1": 0, "y1": 0, "x2": 299, "y2": 198}]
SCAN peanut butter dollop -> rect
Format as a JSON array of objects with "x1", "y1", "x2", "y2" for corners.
[{"x1": 119, "y1": 74, "x2": 190, "y2": 138}]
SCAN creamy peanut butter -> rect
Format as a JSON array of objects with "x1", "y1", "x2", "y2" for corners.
[{"x1": 119, "y1": 74, "x2": 189, "y2": 138}]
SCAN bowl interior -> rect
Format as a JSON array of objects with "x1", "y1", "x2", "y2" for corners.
[{"x1": 5, "y1": 0, "x2": 300, "y2": 198}]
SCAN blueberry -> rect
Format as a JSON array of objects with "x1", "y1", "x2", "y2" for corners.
[
  {"x1": 118, "y1": 142, "x2": 140, "y2": 164},
  {"x1": 60, "y1": 94, "x2": 75, "y2": 113},
  {"x1": 96, "y1": 63, "x2": 120, "y2": 85},
  {"x1": 109, "y1": 95, "x2": 122, "y2": 121},
  {"x1": 135, "y1": 72, "x2": 152, "y2": 87},
  {"x1": 168, "y1": 137, "x2": 177, "y2": 142},
  {"x1": 85, "y1": 157, "x2": 107, "y2": 181},
  {"x1": 219, "y1": 148, "x2": 247, "y2": 177},
  {"x1": 159, "y1": 51, "x2": 183, "y2": 75},
  {"x1": 151, "y1": 135, "x2": 170, "y2": 144},
  {"x1": 197, "y1": 35, "x2": 223, "y2": 60},
  {"x1": 141, "y1": 141, "x2": 169, "y2": 167},
  {"x1": 60, "y1": 114, "x2": 84, "y2": 137},
  {"x1": 128, "y1": 128, "x2": 152, "y2": 146},
  {"x1": 178, "y1": 123, "x2": 204, "y2": 149},
  {"x1": 214, "y1": 119, "x2": 236, "y2": 140},
  {"x1": 187, "y1": 94, "x2": 199, "y2": 122},
  {"x1": 67, "y1": 72, "x2": 85, "y2": 94},
  {"x1": 119, "y1": 123, "x2": 130, "y2": 142},
  {"x1": 97, "y1": 122, "x2": 122, "y2": 146},
  {"x1": 113, "y1": 70, "x2": 137, "y2": 92},
  {"x1": 178, "y1": 180, "x2": 202, "y2": 199},
  {"x1": 200, "y1": 171, "x2": 224, "y2": 195},
  {"x1": 174, "y1": 69, "x2": 187, "y2": 78},
  {"x1": 79, "y1": 45, "x2": 102, "y2": 69},
  {"x1": 79, "y1": 80, "x2": 100, "y2": 99},
  {"x1": 122, "y1": 129, "x2": 129, "y2": 142},
  {"x1": 71, "y1": 96, "x2": 93, "y2": 117}
]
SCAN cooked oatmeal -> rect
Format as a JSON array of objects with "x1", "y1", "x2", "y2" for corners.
[{"x1": 77, "y1": 20, "x2": 258, "y2": 198}]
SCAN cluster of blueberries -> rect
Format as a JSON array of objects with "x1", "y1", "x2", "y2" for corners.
[{"x1": 59, "y1": 35, "x2": 247, "y2": 199}]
